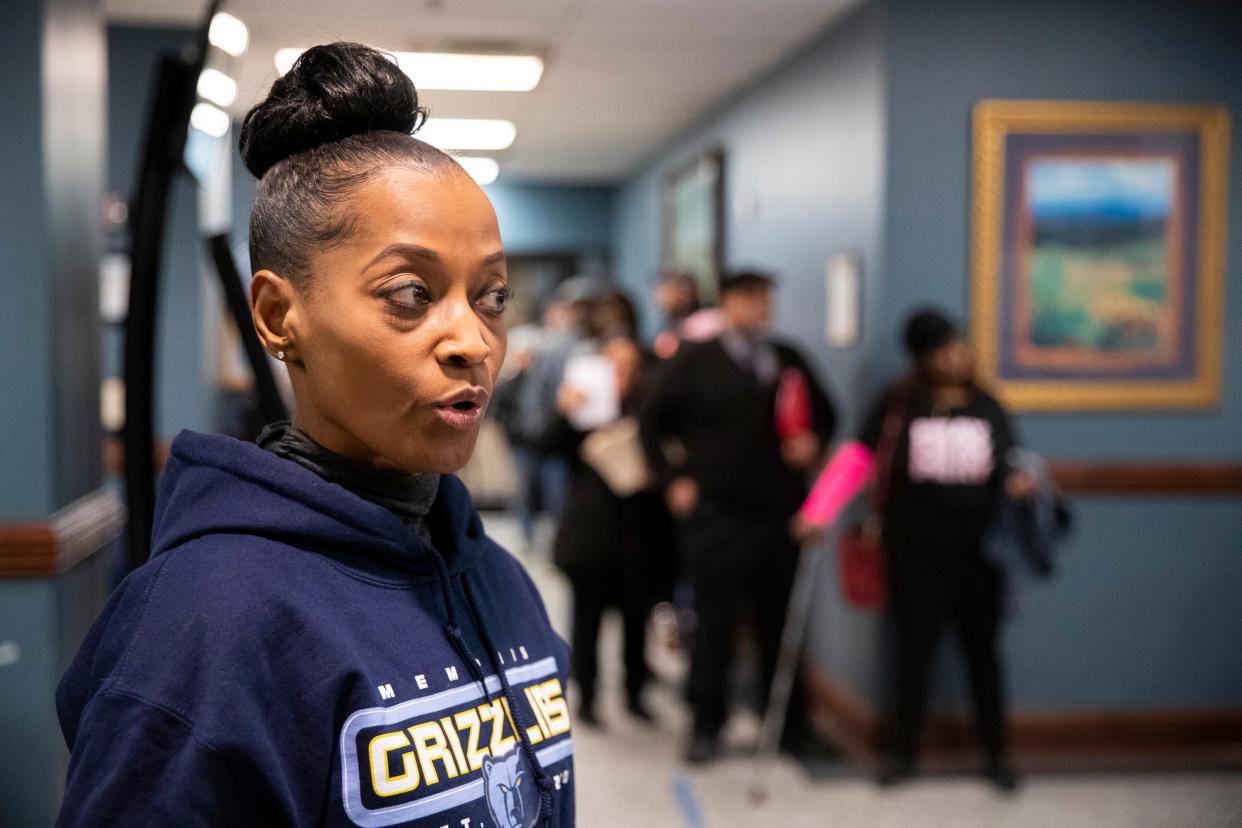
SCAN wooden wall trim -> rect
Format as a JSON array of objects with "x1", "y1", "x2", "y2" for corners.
[
  {"x1": 804, "y1": 662, "x2": 1242, "y2": 769},
  {"x1": 1050, "y1": 460, "x2": 1242, "y2": 496},
  {"x1": 803, "y1": 662, "x2": 883, "y2": 763},
  {"x1": 0, "y1": 489, "x2": 126, "y2": 578},
  {"x1": 103, "y1": 437, "x2": 170, "y2": 476}
]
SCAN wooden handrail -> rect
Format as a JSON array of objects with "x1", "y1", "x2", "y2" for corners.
[
  {"x1": 1049, "y1": 460, "x2": 1242, "y2": 495},
  {"x1": 0, "y1": 489, "x2": 125, "y2": 578}
]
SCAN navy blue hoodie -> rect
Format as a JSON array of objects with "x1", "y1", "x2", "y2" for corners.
[{"x1": 57, "y1": 431, "x2": 574, "y2": 827}]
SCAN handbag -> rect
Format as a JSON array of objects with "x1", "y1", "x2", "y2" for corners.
[
  {"x1": 838, "y1": 522, "x2": 887, "y2": 610},
  {"x1": 578, "y1": 416, "x2": 651, "y2": 498},
  {"x1": 838, "y1": 383, "x2": 911, "y2": 610}
]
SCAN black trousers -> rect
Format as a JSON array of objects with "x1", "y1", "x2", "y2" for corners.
[
  {"x1": 679, "y1": 502, "x2": 798, "y2": 737},
  {"x1": 568, "y1": 572, "x2": 650, "y2": 709},
  {"x1": 887, "y1": 541, "x2": 1007, "y2": 764}
]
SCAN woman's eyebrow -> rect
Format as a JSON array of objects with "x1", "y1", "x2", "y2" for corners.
[
  {"x1": 363, "y1": 243, "x2": 441, "y2": 270},
  {"x1": 480, "y1": 251, "x2": 507, "y2": 269}
]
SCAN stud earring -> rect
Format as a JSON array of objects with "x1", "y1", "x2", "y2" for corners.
[{"x1": 276, "y1": 350, "x2": 286, "y2": 361}]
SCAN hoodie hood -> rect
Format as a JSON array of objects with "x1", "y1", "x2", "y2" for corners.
[{"x1": 151, "y1": 429, "x2": 486, "y2": 578}]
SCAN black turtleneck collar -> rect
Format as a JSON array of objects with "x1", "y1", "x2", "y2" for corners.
[{"x1": 256, "y1": 421, "x2": 440, "y2": 544}]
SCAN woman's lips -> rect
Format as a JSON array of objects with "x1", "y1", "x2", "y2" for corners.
[
  {"x1": 433, "y1": 402, "x2": 484, "y2": 429},
  {"x1": 432, "y1": 387, "x2": 489, "y2": 430}
]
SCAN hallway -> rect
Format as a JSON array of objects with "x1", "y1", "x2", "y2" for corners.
[{"x1": 485, "y1": 513, "x2": 1242, "y2": 828}]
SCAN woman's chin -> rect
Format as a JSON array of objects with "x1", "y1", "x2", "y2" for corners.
[
  {"x1": 374, "y1": 420, "x2": 480, "y2": 475},
  {"x1": 417, "y1": 437, "x2": 479, "y2": 475}
]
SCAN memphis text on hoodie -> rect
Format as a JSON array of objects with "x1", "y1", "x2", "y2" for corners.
[
  {"x1": 344, "y1": 650, "x2": 573, "y2": 827},
  {"x1": 56, "y1": 431, "x2": 575, "y2": 827}
]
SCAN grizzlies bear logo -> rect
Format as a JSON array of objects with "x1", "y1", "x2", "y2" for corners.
[{"x1": 482, "y1": 750, "x2": 540, "y2": 828}]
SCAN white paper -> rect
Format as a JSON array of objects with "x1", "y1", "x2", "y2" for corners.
[
  {"x1": 826, "y1": 252, "x2": 861, "y2": 348},
  {"x1": 99, "y1": 253, "x2": 130, "y2": 323},
  {"x1": 562, "y1": 353, "x2": 619, "y2": 431}
]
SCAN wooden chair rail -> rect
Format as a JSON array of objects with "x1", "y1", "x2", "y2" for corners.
[{"x1": 1049, "y1": 460, "x2": 1242, "y2": 495}]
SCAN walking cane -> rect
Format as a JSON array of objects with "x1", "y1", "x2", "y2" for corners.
[{"x1": 749, "y1": 537, "x2": 826, "y2": 803}]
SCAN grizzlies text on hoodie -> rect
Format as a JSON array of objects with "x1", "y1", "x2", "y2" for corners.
[{"x1": 57, "y1": 431, "x2": 574, "y2": 827}]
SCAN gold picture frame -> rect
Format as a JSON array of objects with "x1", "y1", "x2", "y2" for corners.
[{"x1": 971, "y1": 99, "x2": 1229, "y2": 410}]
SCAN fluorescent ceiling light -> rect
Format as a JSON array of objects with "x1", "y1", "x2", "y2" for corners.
[
  {"x1": 399, "y1": 52, "x2": 542, "y2": 91},
  {"x1": 418, "y1": 118, "x2": 515, "y2": 151},
  {"x1": 197, "y1": 68, "x2": 237, "y2": 108},
  {"x1": 190, "y1": 102, "x2": 230, "y2": 138},
  {"x1": 209, "y1": 12, "x2": 249, "y2": 58},
  {"x1": 274, "y1": 48, "x2": 300, "y2": 75},
  {"x1": 274, "y1": 48, "x2": 543, "y2": 91},
  {"x1": 455, "y1": 157, "x2": 500, "y2": 186}
]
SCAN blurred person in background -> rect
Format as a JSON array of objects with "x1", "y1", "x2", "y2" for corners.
[
  {"x1": 640, "y1": 270, "x2": 836, "y2": 763},
  {"x1": 799, "y1": 307, "x2": 1036, "y2": 791},
  {"x1": 651, "y1": 270, "x2": 726, "y2": 359},
  {"x1": 652, "y1": 270, "x2": 699, "y2": 359},
  {"x1": 592, "y1": 288, "x2": 643, "y2": 342},
  {"x1": 502, "y1": 282, "x2": 598, "y2": 549},
  {"x1": 654, "y1": 269, "x2": 701, "y2": 326},
  {"x1": 549, "y1": 291, "x2": 673, "y2": 727},
  {"x1": 490, "y1": 300, "x2": 554, "y2": 486}
]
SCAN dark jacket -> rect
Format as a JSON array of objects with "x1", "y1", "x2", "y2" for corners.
[
  {"x1": 57, "y1": 431, "x2": 573, "y2": 827},
  {"x1": 859, "y1": 382, "x2": 1016, "y2": 552},
  {"x1": 639, "y1": 335, "x2": 836, "y2": 523},
  {"x1": 545, "y1": 356, "x2": 674, "y2": 601},
  {"x1": 986, "y1": 448, "x2": 1072, "y2": 580}
]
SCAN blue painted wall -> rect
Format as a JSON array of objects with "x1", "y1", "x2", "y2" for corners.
[
  {"x1": 614, "y1": 0, "x2": 1242, "y2": 711},
  {"x1": 882, "y1": 0, "x2": 1242, "y2": 457},
  {"x1": 0, "y1": 0, "x2": 52, "y2": 519},
  {"x1": 107, "y1": 25, "x2": 215, "y2": 440},
  {"x1": 614, "y1": 1, "x2": 888, "y2": 412},
  {"x1": 613, "y1": 1, "x2": 891, "y2": 701},
  {"x1": 881, "y1": 0, "x2": 1242, "y2": 710},
  {"x1": 483, "y1": 181, "x2": 615, "y2": 256},
  {"x1": 2, "y1": 3, "x2": 110, "y2": 823}
]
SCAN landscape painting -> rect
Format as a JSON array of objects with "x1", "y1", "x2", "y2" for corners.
[
  {"x1": 971, "y1": 100, "x2": 1228, "y2": 410},
  {"x1": 1019, "y1": 155, "x2": 1179, "y2": 369}
]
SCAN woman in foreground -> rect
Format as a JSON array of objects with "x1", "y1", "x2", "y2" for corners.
[{"x1": 57, "y1": 43, "x2": 573, "y2": 827}]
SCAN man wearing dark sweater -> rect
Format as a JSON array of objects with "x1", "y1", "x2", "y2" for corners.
[{"x1": 640, "y1": 271, "x2": 836, "y2": 762}]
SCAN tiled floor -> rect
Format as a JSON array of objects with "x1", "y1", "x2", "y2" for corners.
[{"x1": 482, "y1": 512, "x2": 1242, "y2": 827}]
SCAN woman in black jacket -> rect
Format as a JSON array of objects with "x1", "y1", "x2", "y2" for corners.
[
  {"x1": 859, "y1": 309, "x2": 1034, "y2": 791},
  {"x1": 547, "y1": 296, "x2": 673, "y2": 726}
]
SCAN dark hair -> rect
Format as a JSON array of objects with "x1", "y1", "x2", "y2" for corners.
[
  {"x1": 591, "y1": 290, "x2": 640, "y2": 340},
  {"x1": 719, "y1": 270, "x2": 776, "y2": 296},
  {"x1": 239, "y1": 42, "x2": 458, "y2": 282},
  {"x1": 903, "y1": 307, "x2": 958, "y2": 360}
]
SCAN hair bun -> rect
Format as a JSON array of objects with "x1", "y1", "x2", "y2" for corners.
[{"x1": 239, "y1": 42, "x2": 427, "y2": 179}]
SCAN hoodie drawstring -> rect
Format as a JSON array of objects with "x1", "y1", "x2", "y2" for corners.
[
  {"x1": 428, "y1": 550, "x2": 493, "y2": 703},
  {"x1": 426, "y1": 549, "x2": 556, "y2": 826},
  {"x1": 462, "y1": 573, "x2": 557, "y2": 828}
]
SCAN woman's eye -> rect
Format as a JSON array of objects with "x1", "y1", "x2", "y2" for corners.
[
  {"x1": 477, "y1": 286, "x2": 510, "y2": 315},
  {"x1": 382, "y1": 281, "x2": 432, "y2": 309}
]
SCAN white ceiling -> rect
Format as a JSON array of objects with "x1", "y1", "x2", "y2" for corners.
[{"x1": 104, "y1": 0, "x2": 861, "y2": 182}]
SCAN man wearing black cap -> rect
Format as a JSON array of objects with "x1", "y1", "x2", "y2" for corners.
[
  {"x1": 640, "y1": 270, "x2": 837, "y2": 763},
  {"x1": 860, "y1": 307, "x2": 1033, "y2": 791}
]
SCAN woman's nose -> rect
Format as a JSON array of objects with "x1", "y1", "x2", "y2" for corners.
[{"x1": 434, "y1": 299, "x2": 491, "y2": 367}]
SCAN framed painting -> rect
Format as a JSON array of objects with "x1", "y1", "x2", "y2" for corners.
[
  {"x1": 971, "y1": 100, "x2": 1229, "y2": 410},
  {"x1": 662, "y1": 148, "x2": 725, "y2": 304}
]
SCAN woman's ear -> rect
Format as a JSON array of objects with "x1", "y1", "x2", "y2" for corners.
[{"x1": 250, "y1": 269, "x2": 300, "y2": 361}]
